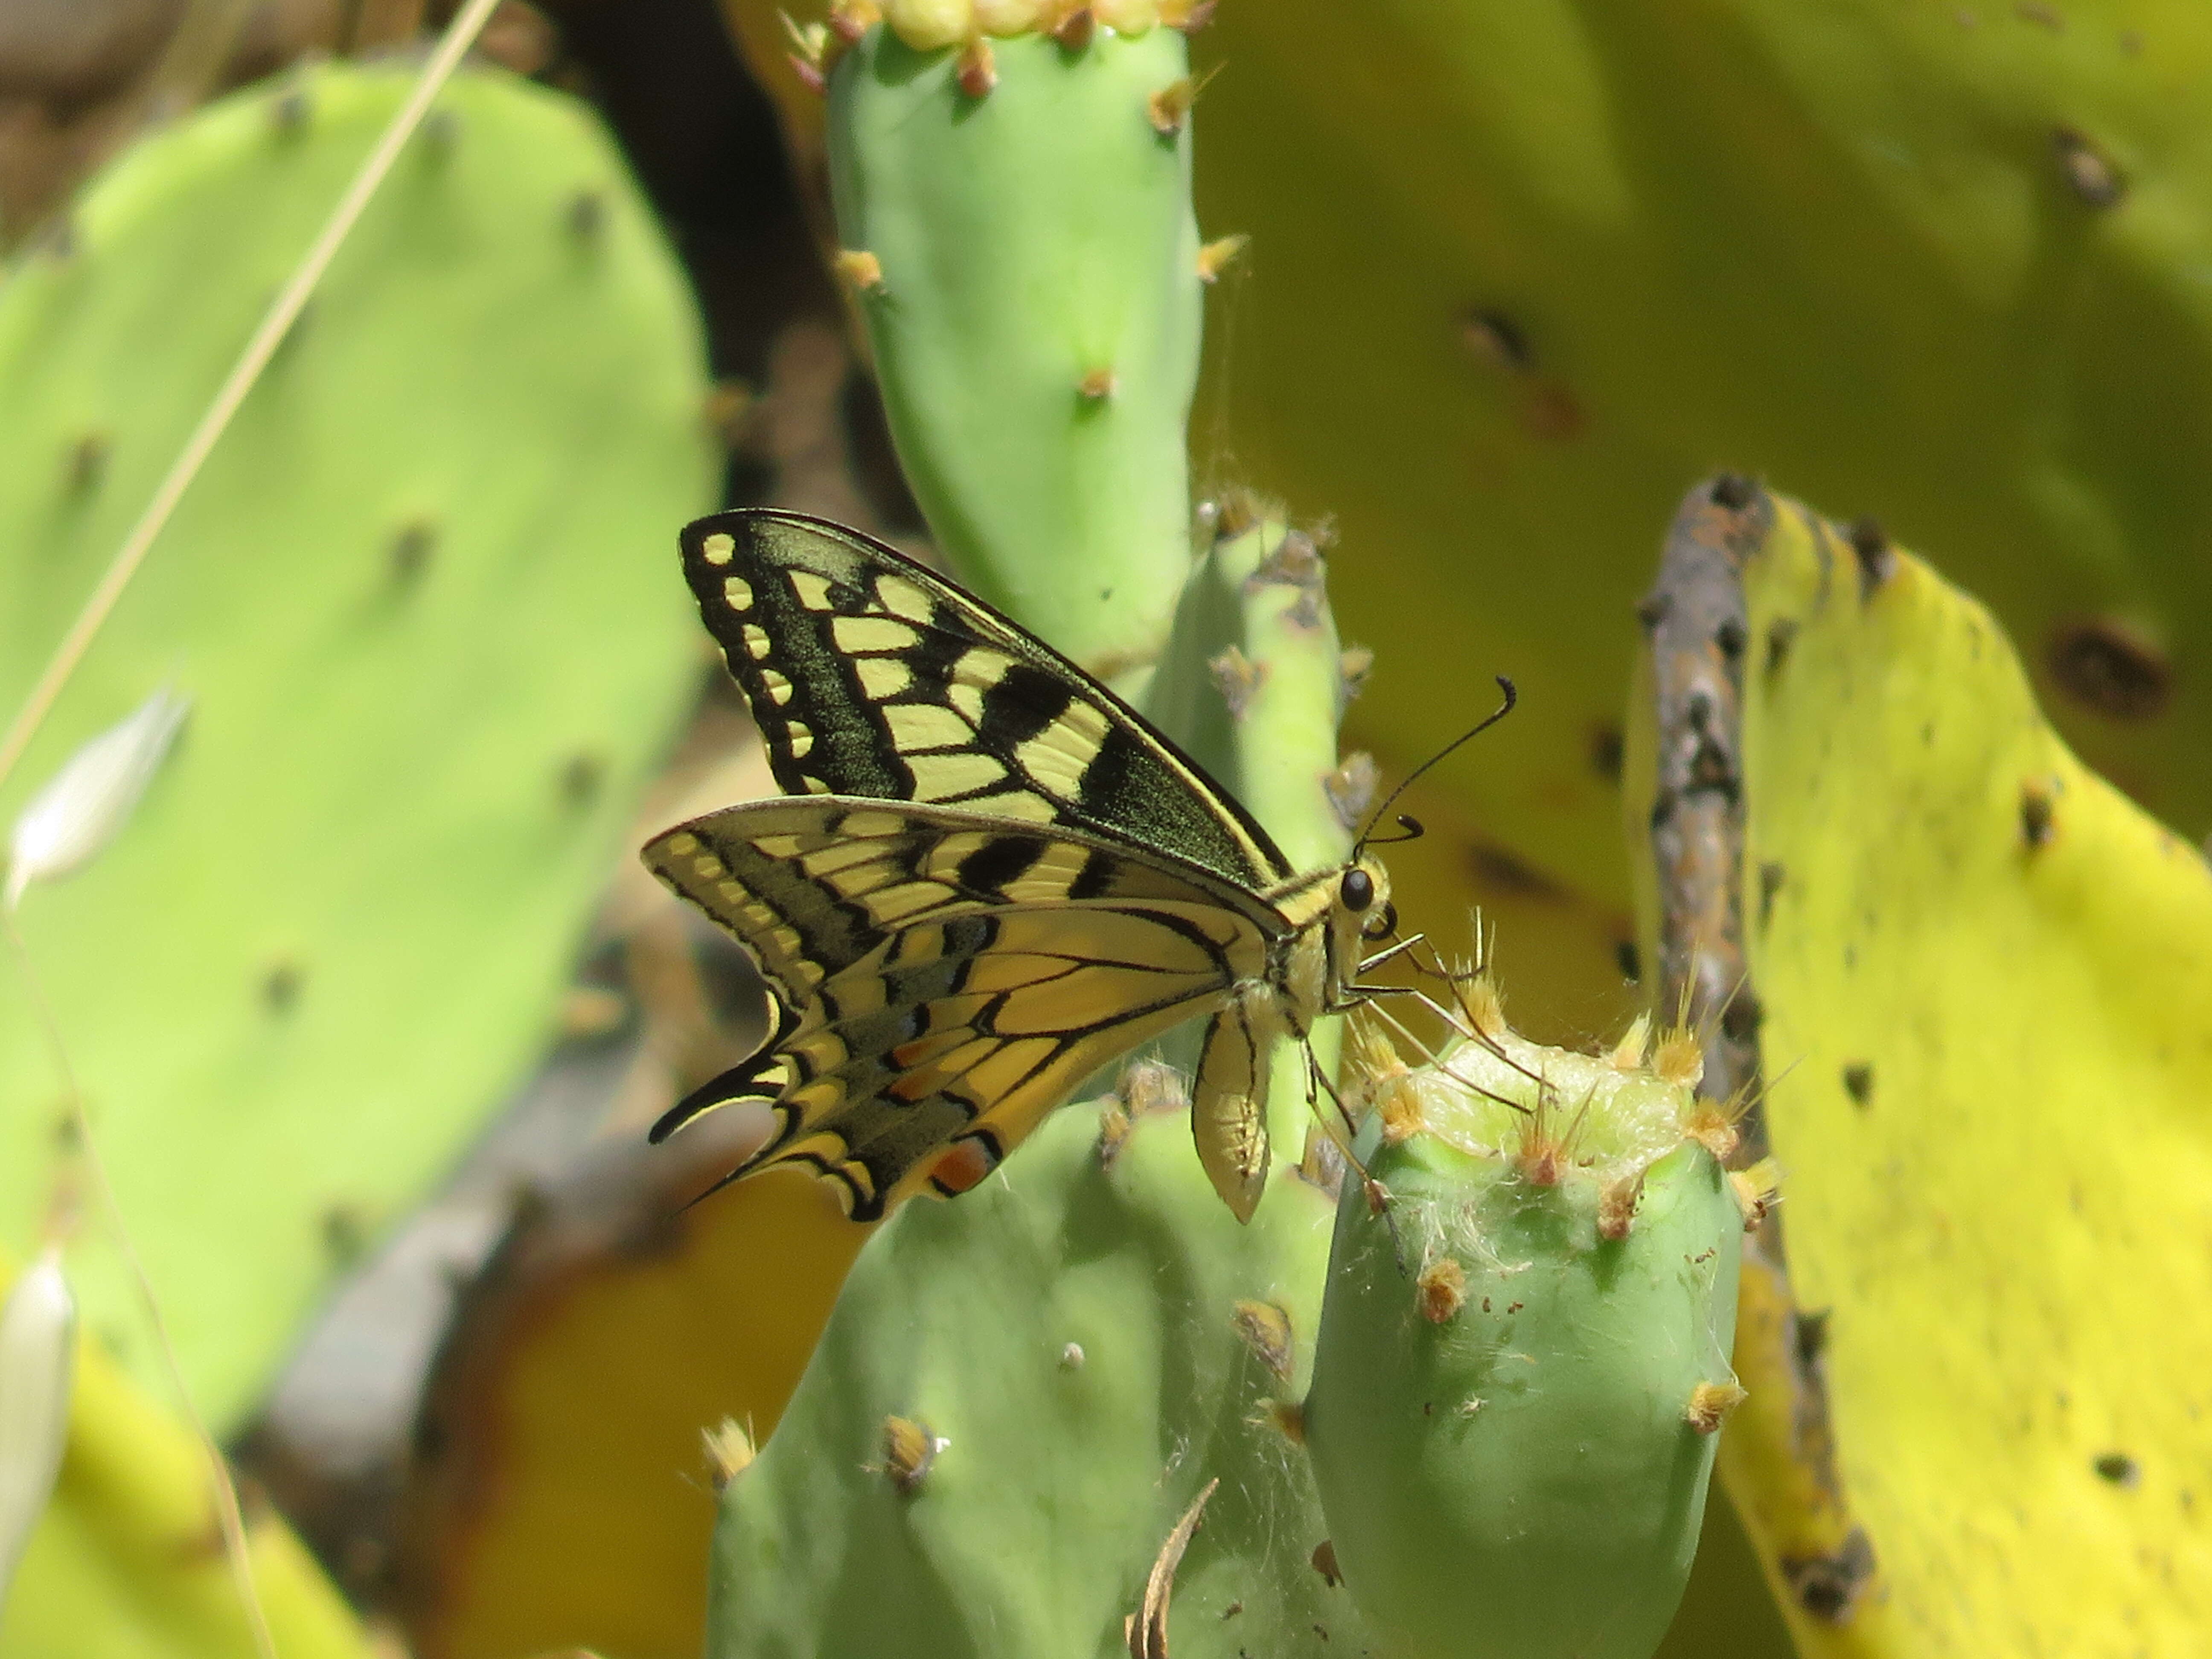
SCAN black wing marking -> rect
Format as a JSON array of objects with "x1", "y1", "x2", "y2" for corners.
[{"x1": 679, "y1": 509, "x2": 1295, "y2": 889}]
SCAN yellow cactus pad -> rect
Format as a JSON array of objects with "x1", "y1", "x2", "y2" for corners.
[{"x1": 1630, "y1": 480, "x2": 2212, "y2": 1655}]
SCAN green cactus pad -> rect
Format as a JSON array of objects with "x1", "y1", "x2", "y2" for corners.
[
  {"x1": 1305, "y1": 1013, "x2": 1742, "y2": 1659},
  {"x1": 1629, "y1": 482, "x2": 2212, "y2": 1656},
  {"x1": 827, "y1": 24, "x2": 1202, "y2": 679},
  {"x1": 0, "y1": 62, "x2": 713, "y2": 1430}
]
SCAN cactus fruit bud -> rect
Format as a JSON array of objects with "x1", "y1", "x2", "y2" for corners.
[{"x1": 1304, "y1": 1001, "x2": 1743, "y2": 1659}]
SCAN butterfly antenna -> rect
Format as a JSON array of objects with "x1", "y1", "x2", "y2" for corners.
[{"x1": 1353, "y1": 676, "x2": 1517, "y2": 857}]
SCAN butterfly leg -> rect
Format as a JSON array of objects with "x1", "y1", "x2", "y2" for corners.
[{"x1": 1193, "y1": 982, "x2": 1286, "y2": 1224}]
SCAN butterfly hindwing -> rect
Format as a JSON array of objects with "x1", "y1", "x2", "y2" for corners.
[
  {"x1": 643, "y1": 796, "x2": 1283, "y2": 1220},
  {"x1": 680, "y1": 510, "x2": 1294, "y2": 891}
]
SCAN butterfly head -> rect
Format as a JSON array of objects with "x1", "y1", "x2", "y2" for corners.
[{"x1": 1330, "y1": 856, "x2": 1397, "y2": 975}]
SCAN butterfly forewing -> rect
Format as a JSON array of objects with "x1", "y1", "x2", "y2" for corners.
[
  {"x1": 643, "y1": 797, "x2": 1283, "y2": 1219},
  {"x1": 681, "y1": 511, "x2": 1293, "y2": 890}
]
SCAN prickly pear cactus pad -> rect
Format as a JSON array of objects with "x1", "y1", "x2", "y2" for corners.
[
  {"x1": 1190, "y1": 0, "x2": 2212, "y2": 923},
  {"x1": 1629, "y1": 479, "x2": 2212, "y2": 1655},
  {"x1": 826, "y1": 17, "x2": 1202, "y2": 678},
  {"x1": 0, "y1": 63, "x2": 714, "y2": 1430},
  {"x1": 1305, "y1": 1004, "x2": 1744, "y2": 1659}
]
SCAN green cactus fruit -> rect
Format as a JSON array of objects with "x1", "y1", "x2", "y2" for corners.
[
  {"x1": 1305, "y1": 1001, "x2": 1744, "y2": 1659},
  {"x1": 708, "y1": 511, "x2": 1380, "y2": 1658},
  {"x1": 1627, "y1": 479, "x2": 2212, "y2": 1655},
  {"x1": 0, "y1": 1249, "x2": 374, "y2": 1656},
  {"x1": 0, "y1": 61, "x2": 714, "y2": 1430},
  {"x1": 1176, "y1": 0, "x2": 2212, "y2": 969},
  {"x1": 826, "y1": 18, "x2": 1201, "y2": 681}
]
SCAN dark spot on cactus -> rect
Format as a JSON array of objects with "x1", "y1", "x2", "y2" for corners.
[
  {"x1": 320, "y1": 1203, "x2": 369, "y2": 1268},
  {"x1": 956, "y1": 38, "x2": 998, "y2": 98},
  {"x1": 419, "y1": 107, "x2": 463, "y2": 157},
  {"x1": 2120, "y1": 28, "x2": 2143, "y2": 54},
  {"x1": 389, "y1": 518, "x2": 437, "y2": 583},
  {"x1": 2047, "y1": 617, "x2": 2171, "y2": 721},
  {"x1": 1720, "y1": 988, "x2": 1764, "y2": 1043},
  {"x1": 32, "y1": 214, "x2": 77, "y2": 261},
  {"x1": 1758, "y1": 861, "x2": 1786, "y2": 927},
  {"x1": 1460, "y1": 309, "x2": 1533, "y2": 373},
  {"x1": 566, "y1": 189, "x2": 607, "y2": 242},
  {"x1": 65, "y1": 432, "x2": 110, "y2": 495},
  {"x1": 1709, "y1": 472, "x2": 1757, "y2": 510},
  {"x1": 1794, "y1": 1309, "x2": 1831, "y2": 1367},
  {"x1": 53, "y1": 1112, "x2": 81, "y2": 1152},
  {"x1": 270, "y1": 87, "x2": 311, "y2": 139},
  {"x1": 1220, "y1": 1601, "x2": 1242, "y2": 1619},
  {"x1": 2054, "y1": 126, "x2": 2125, "y2": 207},
  {"x1": 1714, "y1": 617, "x2": 1747, "y2": 660},
  {"x1": 1781, "y1": 1527, "x2": 1876, "y2": 1621},
  {"x1": 272, "y1": 295, "x2": 314, "y2": 358},
  {"x1": 1846, "y1": 517, "x2": 1894, "y2": 594},
  {"x1": 2013, "y1": 0, "x2": 2063, "y2": 26},
  {"x1": 1842, "y1": 1063, "x2": 1874, "y2": 1107},
  {"x1": 263, "y1": 960, "x2": 305, "y2": 1014},
  {"x1": 2095, "y1": 1451, "x2": 2142, "y2": 1488},
  {"x1": 1467, "y1": 842, "x2": 1566, "y2": 902},
  {"x1": 1505, "y1": 1301, "x2": 1522, "y2": 1314},
  {"x1": 1516, "y1": 381, "x2": 1585, "y2": 442},
  {"x1": 1077, "y1": 367, "x2": 1117, "y2": 401},
  {"x1": 1052, "y1": 6, "x2": 1097, "y2": 48},
  {"x1": 1766, "y1": 617, "x2": 1799, "y2": 674},
  {"x1": 1614, "y1": 938, "x2": 1641, "y2": 983},
  {"x1": 560, "y1": 751, "x2": 606, "y2": 808},
  {"x1": 2021, "y1": 781, "x2": 2057, "y2": 849},
  {"x1": 1587, "y1": 723, "x2": 1624, "y2": 782},
  {"x1": 478, "y1": 0, "x2": 560, "y2": 75},
  {"x1": 1310, "y1": 1541, "x2": 1342, "y2": 1587}
]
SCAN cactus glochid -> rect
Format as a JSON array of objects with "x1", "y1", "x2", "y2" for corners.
[{"x1": 1304, "y1": 996, "x2": 1748, "y2": 1659}]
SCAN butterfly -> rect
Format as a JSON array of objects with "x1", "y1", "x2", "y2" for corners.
[{"x1": 640, "y1": 509, "x2": 1406, "y2": 1224}]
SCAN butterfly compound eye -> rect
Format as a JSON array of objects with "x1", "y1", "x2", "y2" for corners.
[{"x1": 1340, "y1": 868, "x2": 1375, "y2": 912}]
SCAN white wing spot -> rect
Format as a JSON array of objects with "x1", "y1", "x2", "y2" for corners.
[
  {"x1": 786, "y1": 720, "x2": 815, "y2": 759},
  {"x1": 723, "y1": 575, "x2": 754, "y2": 610},
  {"x1": 742, "y1": 623, "x2": 773, "y2": 659},
  {"x1": 701, "y1": 532, "x2": 736, "y2": 566},
  {"x1": 789, "y1": 570, "x2": 835, "y2": 610},
  {"x1": 759, "y1": 668, "x2": 795, "y2": 705}
]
